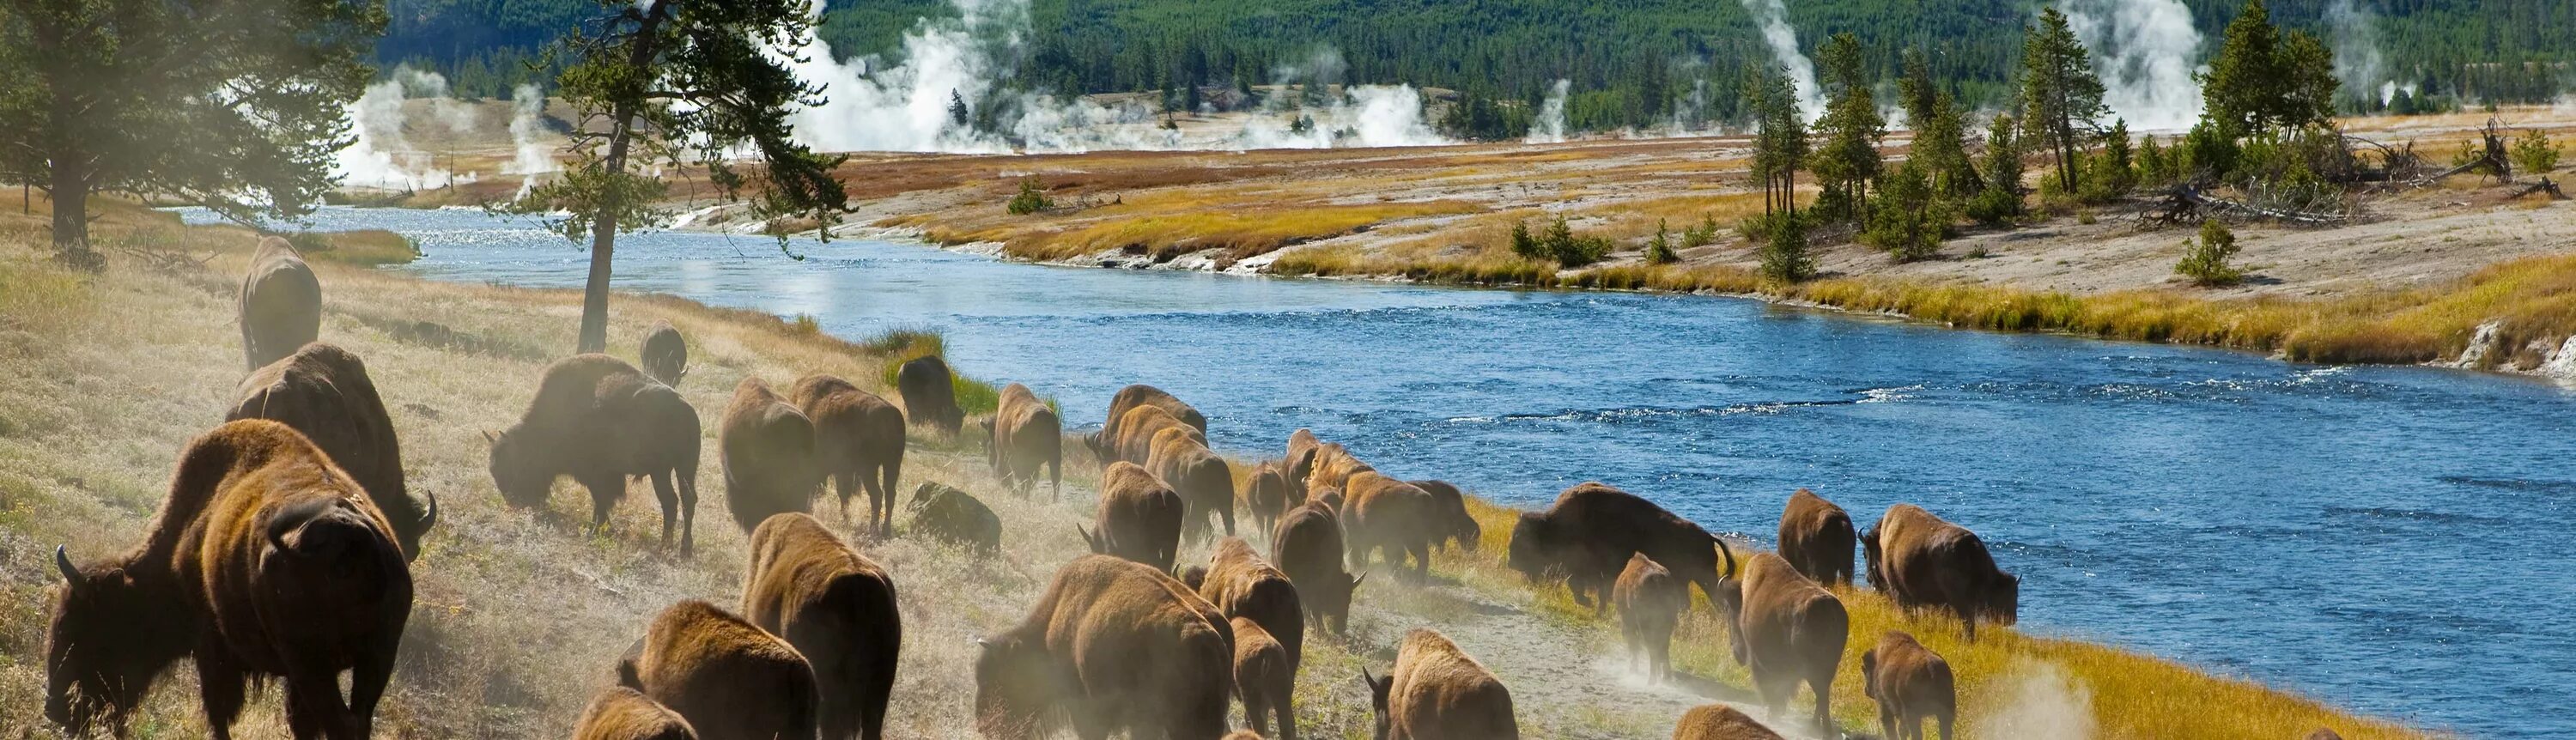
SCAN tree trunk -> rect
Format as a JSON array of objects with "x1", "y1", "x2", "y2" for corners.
[
  {"x1": 46, "y1": 51, "x2": 92, "y2": 262},
  {"x1": 574, "y1": 2, "x2": 670, "y2": 355}
]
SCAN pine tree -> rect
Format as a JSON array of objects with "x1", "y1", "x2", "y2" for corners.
[
  {"x1": 2201, "y1": 0, "x2": 2340, "y2": 136},
  {"x1": 1900, "y1": 47, "x2": 1980, "y2": 197},
  {"x1": 1813, "y1": 33, "x2": 1886, "y2": 224},
  {"x1": 1970, "y1": 112, "x2": 2027, "y2": 225},
  {"x1": 2019, "y1": 8, "x2": 2109, "y2": 197},
  {"x1": 1747, "y1": 64, "x2": 1809, "y2": 217}
]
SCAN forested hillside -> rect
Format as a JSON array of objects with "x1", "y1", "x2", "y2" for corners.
[{"x1": 389, "y1": 0, "x2": 2573, "y2": 130}]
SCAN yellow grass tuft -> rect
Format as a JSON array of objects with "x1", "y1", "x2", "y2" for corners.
[{"x1": 1006, "y1": 201, "x2": 1484, "y2": 262}]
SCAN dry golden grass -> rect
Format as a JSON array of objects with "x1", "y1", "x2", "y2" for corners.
[{"x1": 1008, "y1": 201, "x2": 1484, "y2": 262}]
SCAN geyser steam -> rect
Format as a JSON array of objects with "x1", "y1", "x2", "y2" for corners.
[
  {"x1": 2063, "y1": 0, "x2": 2206, "y2": 131},
  {"x1": 1737, "y1": 0, "x2": 1824, "y2": 121}
]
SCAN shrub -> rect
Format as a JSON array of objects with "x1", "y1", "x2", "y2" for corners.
[
  {"x1": 1509, "y1": 220, "x2": 1543, "y2": 260},
  {"x1": 1862, "y1": 162, "x2": 1950, "y2": 263},
  {"x1": 1509, "y1": 215, "x2": 1610, "y2": 267},
  {"x1": 1758, "y1": 212, "x2": 1814, "y2": 282},
  {"x1": 2174, "y1": 219, "x2": 2245, "y2": 287},
  {"x1": 2512, "y1": 128, "x2": 2561, "y2": 175},
  {"x1": 1680, "y1": 214, "x2": 1721, "y2": 248},
  {"x1": 1005, "y1": 177, "x2": 1053, "y2": 215},
  {"x1": 1645, "y1": 219, "x2": 1680, "y2": 264}
]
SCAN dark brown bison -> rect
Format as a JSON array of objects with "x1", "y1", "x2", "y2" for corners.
[
  {"x1": 894, "y1": 355, "x2": 962, "y2": 435},
  {"x1": 981, "y1": 383, "x2": 1062, "y2": 500},
  {"x1": 1722, "y1": 552, "x2": 1848, "y2": 735},
  {"x1": 619, "y1": 600, "x2": 819, "y2": 740},
  {"x1": 1244, "y1": 462, "x2": 1297, "y2": 537},
  {"x1": 240, "y1": 236, "x2": 321, "y2": 371},
  {"x1": 1613, "y1": 553, "x2": 1685, "y2": 684},
  {"x1": 1779, "y1": 488, "x2": 1856, "y2": 588},
  {"x1": 1340, "y1": 471, "x2": 1438, "y2": 583},
  {"x1": 1406, "y1": 480, "x2": 1481, "y2": 553},
  {"x1": 1151, "y1": 427, "x2": 1236, "y2": 541},
  {"x1": 1861, "y1": 630, "x2": 1955, "y2": 740},
  {"x1": 1079, "y1": 461, "x2": 1186, "y2": 571},
  {"x1": 47, "y1": 419, "x2": 412, "y2": 739},
  {"x1": 1507, "y1": 482, "x2": 1735, "y2": 617},
  {"x1": 1098, "y1": 383, "x2": 1207, "y2": 442},
  {"x1": 1230, "y1": 616, "x2": 1296, "y2": 740},
  {"x1": 1198, "y1": 537, "x2": 1304, "y2": 674},
  {"x1": 743, "y1": 513, "x2": 902, "y2": 740},
  {"x1": 1271, "y1": 500, "x2": 1361, "y2": 635},
  {"x1": 788, "y1": 373, "x2": 904, "y2": 535},
  {"x1": 1668, "y1": 704, "x2": 1784, "y2": 740},
  {"x1": 488, "y1": 354, "x2": 701, "y2": 554},
  {"x1": 1864, "y1": 503, "x2": 2020, "y2": 640},
  {"x1": 908, "y1": 482, "x2": 1000, "y2": 555},
  {"x1": 639, "y1": 320, "x2": 688, "y2": 387},
  {"x1": 975, "y1": 555, "x2": 1234, "y2": 740},
  {"x1": 575, "y1": 687, "x2": 699, "y2": 740},
  {"x1": 1284, "y1": 428, "x2": 1321, "y2": 490},
  {"x1": 1360, "y1": 629, "x2": 1517, "y2": 740},
  {"x1": 1091, "y1": 403, "x2": 1203, "y2": 465},
  {"x1": 720, "y1": 376, "x2": 823, "y2": 532},
  {"x1": 229, "y1": 342, "x2": 435, "y2": 561}
]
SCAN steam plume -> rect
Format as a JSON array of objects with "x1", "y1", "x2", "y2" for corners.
[
  {"x1": 2063, "y1": 0, "x2": 2206, "y2": 131},
  {"x1": 1736, "y1": 0, "x2": 1823, "y2": 121},
  {"x1": 1525, "y1": 80, "x2": 1571, "y2": 144}
]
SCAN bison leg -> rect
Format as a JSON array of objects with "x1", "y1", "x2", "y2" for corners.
[
  {"x1": 676, "y1": 464, "x2": 698, "y2": 556},
  {"x1": 194, "y1": 647, "x2": 248, "y2": 740},
  {"x1": 649, "y1": 471, "x2": 682, "y2": 550},
  {"x1": 281, "y1": 668, "x2": 357, "y2": 740},
  {"x1": 1048, "y1": 454, "x2": 1060, "y2": 503},
  {"x1": 1880, "y1": 707, "x2": 1901, "y2": 740},
  {"x1": 1243, "y1": 690, "x2": 1271, "y2": 737},
  {"x1": 346, "y1": 638, "x2": 398, "y2": 740},
  {"x1": 878, "y1": 455, "x2": 901, "y2": 536},
  {"x1": 1806, "y1": 671, "x2": 1835, "y2": 735}
]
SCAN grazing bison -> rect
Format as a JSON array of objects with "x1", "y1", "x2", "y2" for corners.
[
  {"x1": 908, "y1": 482, "x2": 1001, "y2": 555},
  {"x1": 1668, "y1": 704, "x2": 1784, "y2": 740},
  {"x1": 720, "y1": 377, "x2": 823, "y2": 532},
  {"x1": 240, "y1": 236, "x2": 321, "y2": 371},
  {"x1": 1613, "y1": 554, "x2": 1685, "y2": 684},
  {"x1": 229, "y1": 342, "x2": 436, "y2": 561},
  {"x1": 788, "y1": 374, "x2": 905, "y2": 535},
  {"x1": 1091, "y1": 403, "x2": 1203, "y2": 465},
  {"x1": 1340, "y1": 472, "x2": 1438, "y2": 583},
  {"x1": 47, "y1": 419, "x2": 413, "y2": 740},
  {"x1": 1779, "y1": 488, "x2": 1856, "y2": 588},
  {"x1": 575, "y1": 687, "x2": 699, "y2": 740},
  {"x1": 639, "y1": 321, "x2": 689, "y2": 387},
  {"x1": 742, "y1": 513, "x2": 902, "y2": 740},
  {"x1": 1861, "y1": 630, "x2": 1955, "y2": 740},
  {"x1": 1080, "y1": 462, "x2": 1186, "y2": 570},
  {"x1": 1151, "y1": 427, "x2": 1236, "y2": 541},
  {"x1": 620, "y1": 600, "x2": 819, "y2": 740},
  {"x1": 1230, "y1": 616, "x2": 1297, "y2": 740},
  {"x1": 1722, "y1": 553, "x2": 1848, "y2": 735},
  {"x1": 975, "y1": 555, "x2": 1234, "y2": 740},
  {"x1": 1198, "y1": 537, "x2": 1305, "y2": 673},
  {"x1": 488, "y1": 355, "x2": 701, "y2": 554},
  {"x1": 1507, "y1": 482, "x2": 1735, "y2": 617},
  {"x1": 1361, "y1": 629, "x2": 1518, "y2": 740},
  {"x1": 1406, "y1": 480, "x2": 1481, "y2": 553},
  {"x1": 1302, "y1": 442, "x2": 1374, "y2": 494},
  {"x1": 1864, "y1": 503, "x2": 2020, "y2": 640},
  {"x1": 1099, "y1": 384, "x2": 1208, "y2": 441},
  {"x1": 1272, "y1": 500, "x2": 1361, "y2": 634},
  {"x1": 981, "y1": 383, "x2": 1062, "y2": 500},
  {"x1": 1244, "y1": 462, "x2": 1297, "y2": 537},
  {"x1": 894, "y1": 355, "x2": 962, "y2": 435}
]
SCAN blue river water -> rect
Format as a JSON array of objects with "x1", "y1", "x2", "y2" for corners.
[{"x1": 192, "y1": 206, "x2": 2576, "y2": 737}]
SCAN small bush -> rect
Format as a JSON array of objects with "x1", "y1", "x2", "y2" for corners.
[
  {"x1": 1758, "y1": 213, "x2": 1814, "y2": 282},
  {"x1": 2512, "y1": 128, "x2": 2561, "y2": 175},
  {"x1": 1680, "y1": 214, "x2": 1720, "y2": 248},
  {"x1": 1645, "y1": 219, "x2": 1680, "y2": 264},
  {"x1": 1508, "y1": 215, "x2": 1610, "y2": 267},
  {"x1": 1005, "y1": 178, "x2": 1054, "y2": 215},
  {"x1": 2174, "y1": 219, "x2": 2244, "y2": 287}
]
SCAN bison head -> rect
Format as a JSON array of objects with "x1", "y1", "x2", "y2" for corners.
[
  {"x1": 1984, "y1": 572, "x2": 2021, "y2": 628},
  {"x1": 485, "y1": 428, "x2": 551, "y2": 508},
  {"x1": 1860, "y1": 523, "x2": 1886, "y2": 591},
  {"x1": 1308, "y1": 569, "x2": 1361, "y2": 635},
  {"x1": 974, "y1": 633, "x2": 1057, "y2": 739},
  {"x1": 46, "y1": 547, "x2": 190, "y2": 736},
  {"x1": 1359, "y1": 669, "x2": 1394, "y2": 740},
  {"x1": 1505, "y1": 513, "x2": 1555, "y2": 581},
  {"x1": 1859, "y1": 647, "x2": 1882, "y2": 701}
]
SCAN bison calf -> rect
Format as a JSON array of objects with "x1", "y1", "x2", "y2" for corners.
[
  {"x1": 1723, "y1": 553, "x2": 1848, "y2": 735},
  {"x1": 1362, "y1": 629, "x2": 1518, "y2": 740},
  {"x1": 720, "y1": 376, "x2": 823, "y2": 533},
  {"x1": 1244, "y1": 462, "x2": 1297, "y2": 537},
  {"x1": 639, "y1": 320, "x2": 688, "y2": 387},
  {"x1": 575, "y1": 687, "x2": 699, "y2": 740},
  {"x1": 1340, "y1": 472, "x2": 1438, "y2": 583},
  {"x1": 240, "y1": 236, "x2": 321, "y2": 371},
  {"x1": 230, "y1": 342, "x2": 436, "y2": 561},
  {"x1": 620, "y1": 600, "x2": 819, "y2": 740},
  {"x1": 908, "y1": 482, "x2": 1001, "y2": 555},
  {"x1": 1668, "y1": 704, "x2": 1784, "y2": 739},
  {"x1": 1231, "y1": 616, "x2": 1297, "y2": 740},
  {"x1": 982, "y1": 382, "x2": 1062, "y2": 500},
  {"x1": 895, "y1": 355, "x2": 962, "y2": 435},
  {"x1": 743, "y1": 513, "x2": 902, "y2": 740},
  {"x1": 1778, "y1": 488, "x2": 1856, "y2": 587},
  {"x1": 1199, "y1": 537, "x2": 1305, "y2": 675},
  {"x1": 1865, "y1": 503, "x2": 2019, "y2": 640},
  {"x1": 1081, "y1": 461, "x2": 1186, "y2": 571},
  {"x1": 975, "y1": 555, "x2": 1233, "y2": 740},
  {"x1": 789, "y1": 373, "x2": 904, "y2": 535},
  {"x1": 489, "y1": 355, "x2": 701, "y2": 554},
  {"x1": 1613, "y1": 553, "x2": 1685, "y2": 684},
  {"x1": 1862, "y1": 630, "x2": 1955, "y2": 740},
  {"x1": 1272, "y1": 500, "x2": 1361, "y2": 634}
]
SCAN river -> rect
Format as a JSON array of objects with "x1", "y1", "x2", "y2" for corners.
[{"x1": 194, "y1": 206, "x2": 2576, "y2": 737}]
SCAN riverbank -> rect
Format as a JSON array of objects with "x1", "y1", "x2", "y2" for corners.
[{"x1": 1, "y1": 200, "x2": 2433, "y2": 737}]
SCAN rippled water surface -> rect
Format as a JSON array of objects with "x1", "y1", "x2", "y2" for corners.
[{"x1": 205, "y1": 207, "x2": 2576, "y2": 737}]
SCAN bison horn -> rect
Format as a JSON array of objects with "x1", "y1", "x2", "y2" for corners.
[
  {"x1": 55, "y1": 545, "x2": 77, "y2": 584},
  {"x1": 1350, "y1": 572, "x2": 1367, "y2": 591},
  {"x1": 418, "y1": 490, "x2": 440, "y2": 531},
  {"x1": 1713, "y1": 535, "x2": 1737, "y2": 578},
  {"x1": 481, "y1": 429, "x2": 501, "y2": 445},
  {"x1": 1358, "y1": 669, "x2": 1375, "y2": 688}
]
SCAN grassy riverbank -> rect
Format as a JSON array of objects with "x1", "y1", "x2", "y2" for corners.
[{"x1": 0, "y1": 201, "x2": 2431, "y2": 738}]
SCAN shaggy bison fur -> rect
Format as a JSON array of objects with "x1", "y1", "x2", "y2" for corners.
[
  {"x1": 1722, "y1": 553, "x2": 1848, "y2": 735},
  {"x1": 618, "y1": 600, "x2": 819, "y2": 740},
  {"x1": 239, "y1": 236, "x2": 321, "y2": 371},
  {"x1": 894, "y1": 355, "x2": 963, "y2": 435},
  {"x1": 574, "y1": 687, "x2": 699, "y2": 740},
  {"x1": 639, "y1": 321, "x2": 688, "y2": 387},
  {"x1": 1668, "y1": 704, "x2": 1784, "y2": 739},
  {"x1": 1340, "y1": 471, "x2": 1439, "y2": 583},
  {"x1": 1091, "y1": 403, "x2": 1202, "y2": 466},
  {"x1": 975, "y1": 555, "x2": 1234, "y2": 740},
  {"x1": 1230, "y1": 616, "x2": 1297, "y2": 740},
  {"x1": 1244, "y1": 462, "x2": 1298, "y2": 537},
  {"x1": 229, "y1": 342, "x2": 435, "y2": 561},
  {"x1": 1151, "y1": 426, "x2": 1236, "y2": 541},
  {"x1": 788, "y1": 373, "x2": 904, "y2": 535},
  {"x1": 1861, "y1": 630, "x2": 1955, "y2": 740},
  {"x1": 1778, "y1": 488, "x2": 1856, "y2": 588},
  {"x1": 1198, "y1": 537, "x2": 1305, "y2": 675},
  {"x1": 742, "y1": 513, "x2": 902, "y2": 740},
  {"x1": 1272, "y1": 500, "x2": 1361, "y2": 635},
  {"x1": 1081, "y1": 462, "x2": 1186, "y2": 571},
  {"x1": 1098, "y1": 384, "x2": 1206, "y2": 442},
  {"x1": 1406, "y1": 480, "x2": 1481, "y2": 553},
  {"x1": 1864, "y1": 503, "x2": 2019, "y2": 640},
  {"x1": 1362, "y1": 628, "x2": 1517, "y2": 740},
  {"x1": 488, "y1": 355, "x2": 701, "y2": 554},
  {"x1": 719, "y1": 376, "x2": 823, "y2": 533},
  {"x1": 908, "y1": 482, "x2": 1001, "y2": 555},
  {"x1": 981, "y1": 383, "x2": 1061, "y2": 500},
  {"x1": 1613, "y1": 553, "x2": 1686, "y2": 684},
  {"x1": 1507, "y1": 482, "x2": 1735, "y2": 617}
]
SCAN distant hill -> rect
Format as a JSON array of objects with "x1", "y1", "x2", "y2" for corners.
[{"x1": 383, "y1": 0, "x2": 2573, "y2": 130}]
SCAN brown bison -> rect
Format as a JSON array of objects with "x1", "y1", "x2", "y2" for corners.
[
  {"x1": 1080, "y1": 462, "x2": 1186, "y2": 570},
  {"x1": 788, "y1": 373, "x2": 905, "y2": 535},
  {"x1": 1243, "y1": 462, "x2": 1298, "y2": 537},
  {"x1": 488, "y1": 354, "x2": 701, "y2": 554},
  {"x1": 981, "y1": 383, "x2": 1062, "y2": 500},
  {"x1": 1092, "y1": 403, "x2": 1203, "y2": 465},
  {"x1": 639, "y1": 320, "x2": 689, "y2": 387},
  {"x1": 47, "y1": 419, "x2": 413, "y2": 739},
  {"x1": 1302, "y1": 442, "x2": 1374, "y2": 494},
  {"x1": 574, "y1": 687, "x2": 699, "y2": 740},
  {"x1": 619, "y1": 599, "x2": 819, "y2": 740},
  {"x1": 1284, "y1": 428, "x2": 1321, "y2": 489},
  {"x1": 1340, "y1": 472, "x2": 1439, "y2": 583},
  {"x1": 1198, "y1": 537, "x2": 1305, "y2": 674},
  {"x1": 1230, "y1": 616, "x2": 1297, "y2": 740},
  {"x1": 1613, "y1": 553, "x2": 1685, "y2": 684},
  {"x1": 720, "y1": 377, "x2": 823, "y2": 532},
  {"x1": 742, "y1": 513, "x2": 902, "y2": 740},
  {"x1": 1668, "y1": 704, "x2": 1784, "y2": 739},
  {"x1": 908, "y1": 482, "x2": 1001, "y2": 555},
  {"x1": 1864, "y1": 503, "x2": 2020, "y2": 639},
  {"x1": 1507, "y1": 482, "x2": 1735, "y2": 617},
  {"x1": 1099, "y1": 383, "x2": 1208, "y2": 441},
  {"x1": 1406, "y1": 480, "x2": 1481, "y2": 553},
  {"x1": 1779, "y1": 488, "x2": 1856, "y2": 588},
  {"x1": 975, "y1": 555, "x2": 1234, "y2": 740},
  {"x1": 1151, "y1": 427, "x2": 1236, "y2": 541},
  {"x1": 229, "y1": 342, "x2": 436, "y2": 561},
  {"x1": 1861, "y1": 630, "x2": 1955, "y2": 740},
  {"x1": 1272, "y1": 500, "x2": 1362, "y2": 635},
  {"x1": 894, "y1": 355, "x2": 963, "y2": 435},
  {"x1": 2306, "y1": 731, "x2": 2347, "y2": 740},
  {"x1": 240, "y1": 236, "x2": 321, "y2": 371},
  {"x1": 1722, "y1": 553, "x2": 1848, "y2": 734},
  {"x1": 1361, "y1": 629, "x2": 1518, "y2": 740}
]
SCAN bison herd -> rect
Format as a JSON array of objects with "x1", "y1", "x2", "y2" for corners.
[{"x1": 47, "y1": 235, "x2": 2124, "y2": 740}]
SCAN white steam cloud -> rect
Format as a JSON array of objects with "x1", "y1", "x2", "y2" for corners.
[
  {"x1": 1736, "y1": 0, "x2": 1824, "y2": 122},
  {"x1": 333, "y1": 66, "x2": 479, "y2": 191},
  {"x1": 502, "y1": 85, "x2": 557, "y2": 178},
  {"x1": 1974, "y1": 662, "x2": 2099, "y2": 740},
  {"x1": 2325, "y1": 0, "x2": 2385, "y2": 100},
  {"x1": 2063, "y1": 0, "x2": 2206, "y2": 131},
  {"x1": 1525, "y1": 80, "x2": 1571, "y2": 144}
]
